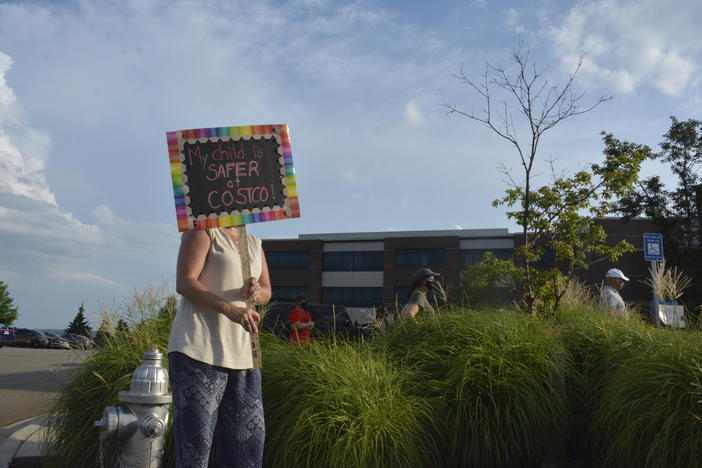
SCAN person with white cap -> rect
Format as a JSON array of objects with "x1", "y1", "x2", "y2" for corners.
[
  {"x1": 400, "y1": 267, "x2": 442, "y2": 320},
  {"x1": 599, "y1": 268, "x2": 629, "y2": 318}
]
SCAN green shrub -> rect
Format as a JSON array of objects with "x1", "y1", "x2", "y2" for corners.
[
  {"x1": 377, "y1": 311, "x2": 569, "y2": 467},
  {"x1": 261, "y1": 337, "x2": 437, "y2": 468},
  {"x1": 591, "y1": 332, "x2": 702, "y2": 468},
  {"x1": 43, "y1": 289, "x2": 702, "y2": 468},
  {"x1": 42, "y1": 285, "x2": 176, "y2": 468}
]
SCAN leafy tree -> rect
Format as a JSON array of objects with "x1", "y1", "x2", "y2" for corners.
[
  {"x1": 616, "y1": 175, "x2": 672, "y2": 221},
  {"x1": 615, "y1": 116, "x2": 702, "y2": 313},
  {"x1": 491, "y1": 133, "x2": 648, "y2": 312},
  {"x1": 658, "y1": 117, "x2": 702, "y2": 249},
  {"x1": 460, "y1": 252, "x2": 523, "y2": 308},
  {"x1": 0, "y1": 281, "x2": 18, "y2": 325},
  {"x1": 443, "y1": 45, "x2": 644, "y2": 313},
  {"x1": 65, "y1": 303, "x2": 93, "y2": 337},
  {"x1": 617, "y1": 117, "x2": 702, "y2": 244}
]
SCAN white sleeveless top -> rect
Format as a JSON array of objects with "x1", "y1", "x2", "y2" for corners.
[{"x1": 168, "y1": 228, "x2": 263, "y2": 369}]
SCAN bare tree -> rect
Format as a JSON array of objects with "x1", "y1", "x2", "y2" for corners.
[{"x1": 443, "y1": 45, "x2": 612, "y2": 313}]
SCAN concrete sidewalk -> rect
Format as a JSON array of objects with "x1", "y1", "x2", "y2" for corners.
[{"x1": 0, "y1": 415, "x2": 46, "y2": 468}]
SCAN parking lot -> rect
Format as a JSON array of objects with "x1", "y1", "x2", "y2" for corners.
[{"x1": 0, "y1": 347, "x2": 88, "y2": 428}]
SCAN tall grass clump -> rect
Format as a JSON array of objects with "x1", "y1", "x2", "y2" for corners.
[
  {"x1": 377, "y1": 311, "x2": 569, "y2": 467},
  {"x1": 43, "y1": 284, "x2": 176, "y2": 468},
  {"x1": 261, "y1": 337, "x2": 437, "y2": 468},
  {"x1": 590, "y1": 331, "x2": 702, "y2": 468},
  {"x1": 556, "y1": 307, "x2": 656, "y2": 459}
]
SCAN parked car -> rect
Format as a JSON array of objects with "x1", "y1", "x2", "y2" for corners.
[
  {"x1": 0, "y1": 326, "x2": 15, "y2": 348},
  {"x1": 42, "y1": 331, "x2": 72, "y2": 350},
  {"x1": 13, "y1": 328, "x2": 49, "y2": 348},
  {"x1": 61, "y1": 333, "x2": 95, "y2": 349},
  {"x1": 262, "y1": 302, "x2": 356, "y2": 339}
]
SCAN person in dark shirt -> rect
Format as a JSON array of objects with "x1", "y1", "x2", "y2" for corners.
[{"x1": 400, "y1": 268, "x2": 441, "y2": 320}]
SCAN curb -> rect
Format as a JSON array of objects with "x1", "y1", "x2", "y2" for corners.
[{"x1": 0, "y1": 415, "x2": 47, "y2": 468}]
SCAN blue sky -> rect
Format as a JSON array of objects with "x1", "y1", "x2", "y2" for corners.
[{"x1": 1, "y1": 0, "x2": 700, "y2": 328}]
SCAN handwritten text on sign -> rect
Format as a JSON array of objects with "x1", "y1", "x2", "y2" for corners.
[
  {"x1": 167, "y1": 125, "x2": 300, "y2": 231},
  {"x1": 183, "y1": 137, "x2": 285, "y2": 217}
]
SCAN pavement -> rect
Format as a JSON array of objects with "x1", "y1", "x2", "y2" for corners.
[{"x1": 0, "y1": 414, "x2": 46, "y2": 468}]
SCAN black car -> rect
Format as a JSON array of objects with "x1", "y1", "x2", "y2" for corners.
[
  {"x1": 0, "y1": 326, "x2": 15, "y2": 348},
  {"x1": 262, "y1": 302, "x2": 356, "y2": 339},
  {"x1": 13, "y1": 328, "x2": 49, "y2": 348}
]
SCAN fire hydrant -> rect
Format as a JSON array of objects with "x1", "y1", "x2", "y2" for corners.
[{"x1": 95, "y1": 344, "x2": 172, "y2": 468}]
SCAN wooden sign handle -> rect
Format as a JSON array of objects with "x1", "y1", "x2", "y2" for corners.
[{"x1": 236, "y1": 225, "x2": 262, "y2": 369}]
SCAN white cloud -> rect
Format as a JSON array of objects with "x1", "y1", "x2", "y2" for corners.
[
  {"x1": 93, "y1": 204, "x2": 118, "y2": 226},
  {"x1": 404, "y1": 100, "x2": 425, "y2": 126},
  {"x1": 505, "y1": 8, "x2": 525, "y2": 34},
  {"x1": 0, "y1": 47, "x2": 179, "y2": 328},
  {"x1": 545, "y1": 0, "x2": 701, "y2": 97},
  {"x1": 0, "y1": 53, "x2": 56, "y2": 206},
  {"x1": 53, "y1": 270, "x2": 124, "y2": 288}
]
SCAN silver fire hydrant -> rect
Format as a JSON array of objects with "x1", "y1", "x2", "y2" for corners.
[{"x1": 95, "y1": 345, "x2": 172, "y2": 468}]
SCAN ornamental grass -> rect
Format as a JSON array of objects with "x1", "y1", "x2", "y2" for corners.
[
  {"x1": 42, "y1": 284, "x2": 176, "y2": 468},
  {"x1": 377, "y1": 310, "x2": 570, "y2": 467},
  {"x1": 41, "y1": 284, "x2": 702, "y2": 468}
]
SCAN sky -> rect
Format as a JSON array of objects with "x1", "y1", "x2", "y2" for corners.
[{"x1": 1, "y1": 0, "x2": 701, "y2": 328}]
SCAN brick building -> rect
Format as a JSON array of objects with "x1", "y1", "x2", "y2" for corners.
[{"x1": 262, "y1": 218, "x2": 659, "y2": 309}]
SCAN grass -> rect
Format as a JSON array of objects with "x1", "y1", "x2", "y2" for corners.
[
  {"x1": 591, "y1": 332, "x2": 702, "y2": 468},
  {"x1": 42, "y1": 285, "x2": 702, "y2": 467},
  {"x1": 42, "y1": 285, "x2": 176, "y2": 468},
  {"x1": 378, "y1": 310, "x2": 569, "y2": 467},
  {"x1": 261, "y1": 336, "x2": 437, "y2": 468}
]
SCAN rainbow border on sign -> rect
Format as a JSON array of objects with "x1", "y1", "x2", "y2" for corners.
[{"x1": 166, "y1": 124, "x2": 300, "y2": 232}]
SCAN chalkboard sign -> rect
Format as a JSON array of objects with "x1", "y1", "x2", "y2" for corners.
[{"x1": 166, "y1": 125, "x2": 300, "y2": 231}]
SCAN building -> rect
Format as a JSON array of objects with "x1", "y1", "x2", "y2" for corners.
[
  {"x1": 263, "y1": 228, "x2": 514, "y2": 307},
  {"x1": 262, "y1": 218, "x2": 659, "y2": 310}
]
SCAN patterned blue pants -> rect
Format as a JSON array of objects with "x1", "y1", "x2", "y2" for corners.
[{"x1": 168, "y1": 352, "x2": 265, "y2": 468}]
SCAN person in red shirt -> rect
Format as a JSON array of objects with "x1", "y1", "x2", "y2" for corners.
[{"x1": 288, "y1": 296, "x2": 314, "y2": 345}]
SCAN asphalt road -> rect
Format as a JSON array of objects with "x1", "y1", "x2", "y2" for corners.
[{"x1": 0, "y1": 346, "x2": 89, "y2": 428}]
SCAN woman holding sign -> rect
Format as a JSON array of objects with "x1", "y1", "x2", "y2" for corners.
[{"x1": 168, "y1": 227, "x2": 271, "y2": 468}]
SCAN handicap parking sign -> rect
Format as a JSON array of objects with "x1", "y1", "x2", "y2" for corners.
[{"x1": 643, "y1": 233, "x2": 664, "y2": 261}]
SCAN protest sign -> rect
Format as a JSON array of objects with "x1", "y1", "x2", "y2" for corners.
[{"x1": 166, "y1": 124, "x2": 300, "y2": 232}]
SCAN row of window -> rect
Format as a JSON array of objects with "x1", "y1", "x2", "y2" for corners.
[
  {"x1": 322, "y1": 287, "x2": 384, "y2": 308},
  {"x1": 267, "y1": 248, "x2": 517, "y2": 270}
]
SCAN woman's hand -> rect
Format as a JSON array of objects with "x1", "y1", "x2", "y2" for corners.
[
  {"x1": 241, "y1": 277, "x2": 263, "y2": 304},
  {"x1": 223, "y1": 305, "x2": 261, "y2": 333}
]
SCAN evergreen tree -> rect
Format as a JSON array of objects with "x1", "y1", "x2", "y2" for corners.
[
  {"x1": 116, "y1": 319, "x2": 130, "y2": 335},
  {"x1": 93, "y1": 317, "x2": 113, "y2": 347},
  {"x1": 0, "y1": 281, "x2": 18, "y2": 325},
  {"x1": 65, "y1": 303, "x2": 93, "y2": 337}
]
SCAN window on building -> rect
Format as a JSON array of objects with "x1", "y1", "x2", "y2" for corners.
[
  {"x1": 323, "y1": 251, "x2": 384, "y2": 271},
  {"x1": 395, "y1": 249, "x2": 446, "y2": 267},
  {"x1": 459, "y1": 248, "x2": 514, "y2": 267},
  {"x1": 266, "y1": 251, "x2": 311, "y2": 269},
  {"x1": 271, "y1": 286, "x2": 309, "y2": 302},
  {"x1": 322, "y1": 287, "x2": 383, "y2": 307},
  {"x1": 533, "y1": 247, "x2": 556, "y2": 268}
]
